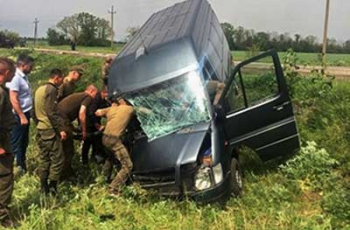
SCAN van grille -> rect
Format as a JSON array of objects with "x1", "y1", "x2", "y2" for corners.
[
  {"x1": 131, "y1": 164, "x2": 198, "y2": 196},
  {"x1": 132, "y1": 168, "x2": 176, "y2": 188}
]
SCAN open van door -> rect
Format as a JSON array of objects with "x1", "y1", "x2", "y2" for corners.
[{"x1": 219, "y1": 49, "x2": 300, "y2": 160}]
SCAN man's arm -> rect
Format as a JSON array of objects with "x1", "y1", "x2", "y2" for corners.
[
  {"x1": 9, "y1": 91, "x2": 28, "y2": 125},
  {"x1": 213, "y1": 83, "x2": 225, "y2": 105},
  {"x1": 45, "y1": 86, "x2": 66, "y2": 140},
  {"x1": 0, "y1": 93, "x2": 5, "y2": 154},
  {"x1": 57, "y1": 83, "x2": 66, "y2": 101},
  {"x1": 79, "y1": 105, "x2": 87, "y2": 140},
  {"x1": 32, "y1": 97, "x2": 38, "y2": 125},
  {"x1": 95, "y1": 107, "x2": 109, "y2": 117}
]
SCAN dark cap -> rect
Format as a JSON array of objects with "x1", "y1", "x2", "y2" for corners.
[
  {"x1": 108, "y1": 92, "x2": 125, "y2": 103},
  {"x1": 70, "y1": 65, "x2": 85, "y2": 75}
]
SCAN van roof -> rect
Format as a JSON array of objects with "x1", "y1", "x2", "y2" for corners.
[{"x1": 109, "y1": 0, "x2": 230, "y2": 95}]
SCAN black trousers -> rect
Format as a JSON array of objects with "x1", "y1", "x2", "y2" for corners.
[{"x1": 81, "y1": 126, "x2": 105, "y2": 164}]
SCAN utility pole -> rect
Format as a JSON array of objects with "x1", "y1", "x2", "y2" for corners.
[
  {"x1": 108, "y1": 5, "x2": 116, "y2": 47},
  {"x1": 33, "y1": 18, "x2": 39, "y2": 46},
  {"x1": 322, "y1": 0, "x2": 330, "y2": 65}
]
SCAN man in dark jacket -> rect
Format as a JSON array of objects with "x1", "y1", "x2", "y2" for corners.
[
  {"x1": 33, "y1": 69, "x2": 66, "y2": 195},
  {"x1": 57, "y1": 84, "x2": 98, "y2": 179},
  {"x1": 81, "y1": 89, "x2": 109, "y2": 164},
  {"x1": 0, "y1": 57, "x2": 16, "y2": 227}
]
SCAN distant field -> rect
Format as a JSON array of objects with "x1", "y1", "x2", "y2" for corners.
[
  {"x1": 25, "y1": 41, "x2": 125, "y2": 54},
  {"x1": 8, "y1": 41, "x2": 350, "y2": 67},
  {"x1": 36, "y1": 45, "x2": 124, "y2": 54},
  {"x1": 232, "y1": 50, "x2": 350, "y2": 67}
]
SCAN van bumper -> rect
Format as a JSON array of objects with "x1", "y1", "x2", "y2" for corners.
[
  {"x1": 136, "y1": 171, "x2": 231, "y2": 203},
  {"x1": 190, "y1": 173, "x2": 231, "y2": 202}
]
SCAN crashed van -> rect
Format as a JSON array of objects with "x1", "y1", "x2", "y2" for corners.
[{"x1": 108, "y1": 0, "x2": 300, "y2": 201}]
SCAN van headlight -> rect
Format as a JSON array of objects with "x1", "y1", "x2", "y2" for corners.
[{"x1": 194, "y1": 163, "x2": 223, "y2": 191}]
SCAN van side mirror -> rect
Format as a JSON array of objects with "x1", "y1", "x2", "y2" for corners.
[{"x1": 214, "y1": 104, "x2": 225, "y2": 121}]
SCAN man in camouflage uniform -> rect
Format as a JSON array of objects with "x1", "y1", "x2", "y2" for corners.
[
  {"x1": 0, "y1": 57, "x2": 16, "y2": 227},
  {"x1": 57, "y1": 66, "x2": 84, "y2": 102},
  {"x1": 33, "y1": 69, "x2": 67, "y2": 195},
  {"x1": 101, "y1": 57, "x2": 113, "y2": 87},
  {"x1": 95, "y1": 97, "x2": 134, "y2": 195}
]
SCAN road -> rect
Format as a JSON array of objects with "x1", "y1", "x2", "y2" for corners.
[{"x1": 17, "y1": 47, "x2": 350, "y2": 80}]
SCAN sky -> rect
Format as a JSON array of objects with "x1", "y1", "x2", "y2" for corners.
[{"x1": 0, "y1": 0, "x2": 349, "y2": 43}]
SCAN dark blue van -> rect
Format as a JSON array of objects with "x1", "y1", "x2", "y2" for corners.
[{"x1": 108, "y1": 0, "x2": 300, "y2": 202}]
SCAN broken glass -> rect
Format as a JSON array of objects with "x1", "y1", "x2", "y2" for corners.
[{"x1": 127, "y1": 71, "x2": 211, "y2": 141}]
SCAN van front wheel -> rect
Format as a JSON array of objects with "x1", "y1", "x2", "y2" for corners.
[{"x1": 229, "y1": 158, "x2": 243, "y2": 197}]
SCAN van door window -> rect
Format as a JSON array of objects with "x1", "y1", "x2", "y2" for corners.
[{"x1": 224, "y1": 56, "x2": 279, "y2": 114}]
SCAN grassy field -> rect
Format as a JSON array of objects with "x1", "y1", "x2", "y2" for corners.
[
  {"x1": 233, "y1": 50, "x2": 350, "y2": 67},
  {"x1": 25, "y1": 41, "x2": 125, "y2": 54},
  {"x1": 0, "y1": 49, "x2": 349, "y2": 229},
  {"x1": 20, "y1": 41, "x2": 350, "y2": 67}
]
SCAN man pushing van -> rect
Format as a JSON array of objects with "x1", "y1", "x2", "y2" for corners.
[{"x1": 95, "y1": 96, "x2": 134, "y2": 195}]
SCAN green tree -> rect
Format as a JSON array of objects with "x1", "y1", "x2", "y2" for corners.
[
  {"x1": 77, "y1": 13, "x2": 98, "y2": 46},
  {"x1": 57, "y1": 15, "x2": 80, "y2": 41},
  {"x1": 54, "y1": 12, "x2": 111, "y2": 46},
  {"x1": 47, "y1": 28, "x2": 67, "y2": 45},
  {"x1": 221, "y1": 22, "x2": 235, "y2": 50},
  {"x1": 2, "y1": 30, "x2": 20, "y2": 43},
  {"x1": 96, "y1": 18, "x2": 111, "y2": 40},
  {"x1": 125, "y1": 26, "x2": 140, "y2": 42}
]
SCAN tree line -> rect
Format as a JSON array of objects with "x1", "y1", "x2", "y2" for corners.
[
  {"x1": 2, "y1": 13, "x2": 350, "y2": 52},
  {"x1": 47, "y1": 12, "x2": 112, "y2": 47},
  {"x1": 221, "y1": 22, "x2": 350, "y2": 54}
]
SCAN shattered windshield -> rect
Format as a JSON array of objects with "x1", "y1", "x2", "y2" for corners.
[{"x1": 127, "y1": 71, "x2": 211, "y2": 141}]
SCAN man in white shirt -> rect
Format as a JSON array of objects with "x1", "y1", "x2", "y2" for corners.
[{"x1": 6, "y1": 54, "x2": 34, "y2": 173}]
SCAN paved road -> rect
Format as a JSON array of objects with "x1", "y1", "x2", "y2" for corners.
[{"x1": 17, "y1": 47, "x2": 350, "y2": 80}]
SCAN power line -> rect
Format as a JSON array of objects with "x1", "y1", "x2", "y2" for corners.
[
  {"x1": 108, "y1": 5, "x2": 116, "y2": 47},
  {"x1": 33, "y1": 18, "x2": 39, "y2": 45}
]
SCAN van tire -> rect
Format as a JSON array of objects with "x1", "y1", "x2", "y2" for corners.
[{"x1": 229, "y1": 158, "x2": 243, "y2": 197}]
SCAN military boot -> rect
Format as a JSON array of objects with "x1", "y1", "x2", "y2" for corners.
[
  {"x1": 40, "y1": 172, "x2": 49, "y2": 195},
  {"x1": 0, "y1": 208, "x2": 14, "y2": 228},
  {"x1": 40, "y1": 178, "x2": 49, "y2": 195},
  {"x1": 49, "y1": 180, "x2": 58, "y2": 196}
]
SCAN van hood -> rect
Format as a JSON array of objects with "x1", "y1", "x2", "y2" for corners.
[{"x1": 130, "y1": 122, "x2": 210, "y2": 173}]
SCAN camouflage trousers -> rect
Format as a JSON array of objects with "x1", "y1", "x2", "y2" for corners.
[
  {"x1": 0, "y1": 134, "x2": 14, "y2": 221},
  {"x1": 37, "y1": 129, "x2": 64, "y2": 181},
  {"x1": 102, "y1": 135, "x2": 133, "y2": 192}
]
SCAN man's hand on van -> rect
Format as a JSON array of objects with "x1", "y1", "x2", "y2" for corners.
[
  {"x1": 137, "y1": 107, "x2": 152, "y2": 114},
  {"x1": 95, "y1": 109, "x2": 104, "y2": 117},
  {"x1": 95, "y1": 108, "x2": 110, "y2": 117}
]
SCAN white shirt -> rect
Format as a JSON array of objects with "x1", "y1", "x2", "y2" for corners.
[{"x1": 6, "y1": 68, "x2": 33, "y2": 113}]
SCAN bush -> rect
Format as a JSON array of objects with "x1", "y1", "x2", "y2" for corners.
[{"x1": 280, "y1": 142, "x2": 338, "y2": 190}]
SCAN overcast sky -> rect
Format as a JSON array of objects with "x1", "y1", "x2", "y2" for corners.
[{"x1": 0, "y1": 0, "x2": 349, "y2": 42}]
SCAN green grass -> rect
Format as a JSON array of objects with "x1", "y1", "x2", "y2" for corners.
[
  {"x1": 0, "y1": 49, "x2": 349, "y2": 229},
  {"x1": 16, "y1": 41, "x2": 350, "y2": 67}
]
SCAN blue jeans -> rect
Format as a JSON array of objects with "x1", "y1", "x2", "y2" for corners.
[{"x1": 11, "y1": 111, "x2": 30, "y2": 171}]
